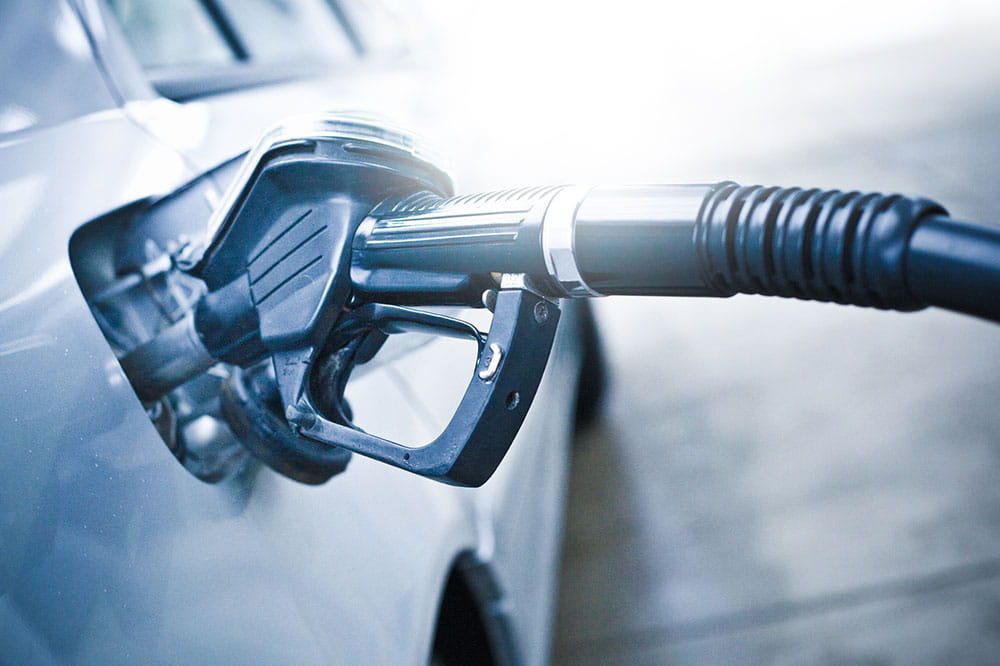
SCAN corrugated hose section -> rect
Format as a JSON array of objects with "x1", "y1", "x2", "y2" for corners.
[{"x1": 695, "y1": 182, "x2": 947, "y2": 311}]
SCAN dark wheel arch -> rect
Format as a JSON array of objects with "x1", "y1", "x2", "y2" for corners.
[
  {"x1": 573, "y1": 300, "x2": 607, "y2": 430},
  {"x1": 430, "y1": 552, "x2": 520, "y2": 666}
]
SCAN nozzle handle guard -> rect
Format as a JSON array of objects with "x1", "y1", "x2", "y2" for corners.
[{"x1": 287, "y1": 285, "x2": 559, "y2": 487}]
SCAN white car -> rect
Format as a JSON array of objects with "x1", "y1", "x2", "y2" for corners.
[{"x1": 0, "y1": 1, "x2": 601, "y2": 663}]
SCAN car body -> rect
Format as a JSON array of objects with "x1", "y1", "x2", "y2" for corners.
[{"x1": 0, "y1": 2, "x2": 589, "y2": 663}]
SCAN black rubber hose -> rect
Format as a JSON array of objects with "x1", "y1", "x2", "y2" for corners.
[
  {"x1": 695, "y1": 183, "x2": 943, "y2": 310},
  {"x1": 690, "y1": 182, "x2": 1000, "y2": 323},
  {"x1": 907, "y1": 215, "x2": 1000, "y2": 323}
]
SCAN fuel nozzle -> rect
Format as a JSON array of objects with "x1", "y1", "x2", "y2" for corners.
[
  {"x1": 122, "y1": 114, "x2": 454, "y2": 402},
  {"x1": 120, "y1": 114, "x2": 561, "y2": 486},
  {"x1": 118, "y1": 112, "x2": 1000, "y2": 487}
]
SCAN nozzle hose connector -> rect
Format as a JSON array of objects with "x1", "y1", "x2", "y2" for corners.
[{"x1": 357, "y1": 180, "x2": 1000, "y2": 324}]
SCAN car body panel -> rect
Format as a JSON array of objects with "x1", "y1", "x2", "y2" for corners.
[
  {"x1": 0, "y1": 105, "x2": 482, "y2": 664},
  {"x1": 0, "y1": 0, "x2": 118, "y2": 134}
]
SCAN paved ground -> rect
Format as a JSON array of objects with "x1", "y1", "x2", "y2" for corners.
[{"x1": 540, "y1": 19, "x2": 1000, "y2": 666}]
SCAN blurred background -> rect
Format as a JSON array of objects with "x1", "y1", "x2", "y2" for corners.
[{"x1": 401, "y1": 1, "x2": 1000, "y2": 662}]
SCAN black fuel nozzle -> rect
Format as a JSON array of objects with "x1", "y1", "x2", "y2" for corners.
[
  {"x1": 121, "y1": 115, "x2": 451, "y2": 400},
  {"x1": 121, "y1": 114, "x2": 563, "y2": 486},
  {"x1": 119, "y1": 112, "x2": 1000, "y2": 487}
]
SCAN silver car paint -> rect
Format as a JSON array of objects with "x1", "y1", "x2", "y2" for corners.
[{"x1": 1, "y1": 2, "x2": 574, "y2": 663}]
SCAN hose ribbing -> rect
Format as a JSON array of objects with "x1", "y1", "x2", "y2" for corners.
[{"x1": 695, "y1": 182, "x2": 947, "y2": 311}]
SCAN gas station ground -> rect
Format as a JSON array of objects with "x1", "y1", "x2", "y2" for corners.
[{"x1": 549, "y1": 25, "x2": 1000, "y2": 665}]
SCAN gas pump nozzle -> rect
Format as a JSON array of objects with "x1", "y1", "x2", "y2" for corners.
[{"x1": 120, "y1": 113, "x2": 1000, "y2": 486}]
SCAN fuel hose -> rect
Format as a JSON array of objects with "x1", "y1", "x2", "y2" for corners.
[{"x1": 352, "y1": 182, "x2": 1000, "y2": 324}]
